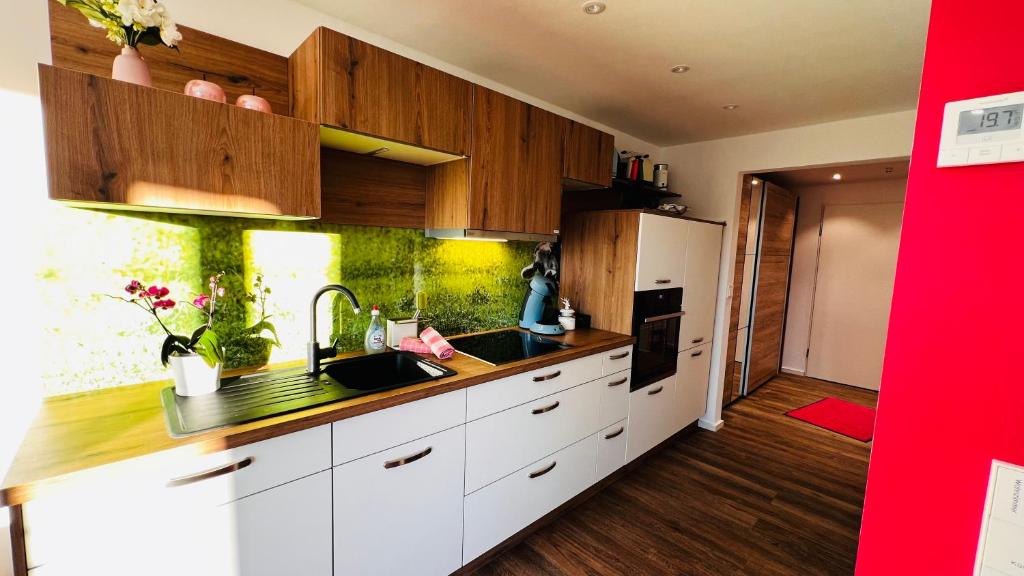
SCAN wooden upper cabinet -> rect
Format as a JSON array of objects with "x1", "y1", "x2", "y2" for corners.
[
  {"x1": 40, "y1": 65, "x2": 320, "y2": 218},
  {"x1": 290, "y1": 27, "x2": 473, "y2": 157},
  {"x1": 562, "y1": 120, "x2": 614, "y2": 188}
]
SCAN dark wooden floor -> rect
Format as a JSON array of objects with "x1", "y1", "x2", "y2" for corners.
[{"x1": 472, "y1": 374, "x2": 878, "y2": 576}]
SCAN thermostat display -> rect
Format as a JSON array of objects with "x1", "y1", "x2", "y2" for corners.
[{"x1": 938, "y1": 91, "x2": 1024, "y2": 167}]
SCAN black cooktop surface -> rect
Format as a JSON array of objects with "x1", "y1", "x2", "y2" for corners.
[{"x1": 450, "y1": 329, "x2": 572, "y2": 365}]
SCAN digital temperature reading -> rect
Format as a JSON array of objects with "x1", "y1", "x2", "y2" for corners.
[{"x1": 958, "y1": 104, "x2": 1024, "y2": 136}]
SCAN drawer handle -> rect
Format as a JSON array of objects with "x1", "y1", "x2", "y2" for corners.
[
  {"x1": 529, "y1": 461, "x2": 557, "y2": 479},
  {"x1": 533, "y1": 370, "x2": 562, "y2": 382},
  {"x1": 691, "y1": 337, "x2": 704, "y2": 344},
  {"x1": 604, "y1": 427, "x2": 625, "y2": 440},
  {"x1": 647, "y1": 385, "x2": 665, "y2": 396},
  {"x1": 531, "y1": 400, "x2": 560, "y2": 415},
  {"x1": 384, "y1": 446, "x2": 433, "y2": 469},
  {"x1": 607, "y1": 377, "x2": 628, "y2": 388},
  {"x1": 654, "y1": 279, "x2": 672, "y2": 284},
  {"x1": 690, "y1": 350, "x2": 703, "y2": 358},
  {"x1": 609, "y1": 351, "x2": 630, "y2": 360},
  {"x1": 167, "y1": 457, "x2": 253, "y2": 488}
]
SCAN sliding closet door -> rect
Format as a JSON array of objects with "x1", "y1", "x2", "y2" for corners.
[{"x1": 746, "y1": 181, "x2": 797, "y2": 392}]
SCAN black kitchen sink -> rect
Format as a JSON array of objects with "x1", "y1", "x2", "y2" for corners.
[{"x1": 161, "y1": 351, "x2": 457, "y2": 437}]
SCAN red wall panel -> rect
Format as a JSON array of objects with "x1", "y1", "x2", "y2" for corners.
[{"x1": 856, "y1": 0, "x2": 1024, "y2": 573}]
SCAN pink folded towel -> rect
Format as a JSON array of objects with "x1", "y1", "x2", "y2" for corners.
[
  {"x1": 399, "y1": 337, "x2": 432, "y2": 354},
  {"x1": 419, "y1": 327, "x2": 455, "y2": 360}
]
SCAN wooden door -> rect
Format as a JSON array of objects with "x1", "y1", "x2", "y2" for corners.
[
  {"x1": 563, "y1": 120, "x2": 614, "y2": 187},
  {"x1": 469, "y1": 86, "x2": 527, "y2": 232},
  {"x1": 747, "y1": 182, "x2": 797, "y2": 392},
  {"x1": 310, "y1": 28, "x2": 472, "y2": 156},
  {"x1": 522, "y1": 106, "x2": 566, "y2": 235},
  {"x1": 807, "y1": 203, "x2": 903, "y2": 389}
]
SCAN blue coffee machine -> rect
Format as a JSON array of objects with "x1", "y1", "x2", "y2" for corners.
[{"x1": 519, "y1": 273, "x2": 565, "y2": 335}]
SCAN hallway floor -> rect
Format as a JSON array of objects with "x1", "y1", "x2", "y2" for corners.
[{"x1": 471, "y1": 374, "x2": 878, "y2": 576}]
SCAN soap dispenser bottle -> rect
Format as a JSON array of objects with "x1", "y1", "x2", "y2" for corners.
[{"x1": 364, "y1": 305, "x2": 386, "y2": 354}]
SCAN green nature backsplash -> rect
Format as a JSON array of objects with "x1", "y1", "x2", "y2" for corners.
[{"x1": 39, "y1": 205, "x2": 536, "y2": 397}]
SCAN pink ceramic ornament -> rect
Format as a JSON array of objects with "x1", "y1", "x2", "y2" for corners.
[
  {"x1": 235, "y1": 94, "x2": 272, "y2": 113},
  {"x1": 111, "y1": 46, "x2": 152, "y2": 87},
  {"x1": 184, "y1": 79, "x2": 226, "y2": 103}
]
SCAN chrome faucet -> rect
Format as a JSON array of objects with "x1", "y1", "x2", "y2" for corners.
[{"x1": 308, "y1": 284, "x2": 362, "y2": 374}]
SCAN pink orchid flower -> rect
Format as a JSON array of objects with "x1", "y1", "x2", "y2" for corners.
[{"x1": 193, "y1": 294, "x2": 210, "y2": 308}]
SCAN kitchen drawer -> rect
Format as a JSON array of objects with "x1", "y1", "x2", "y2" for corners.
[
  {"x1": 596, "y1": 419, "x2": 628, "y2": 480},
  {"x1": 466, "y1": 354, "x2": 602, "y2": 421},
  {"x1": 333, "y1": 388, "x2": 466, "y2": 465},
  {"x1": 463, "y1": 434, "x2": 598, "y2": 564},
  {"x1": 465, "y1": 379, "x2": 601, "y2": 494},
  {"x1": 334, "y1": 426, "x2": 465, "y2": 576},
  {"x1": 601, "y1": 345, "x2": 634, "y2": 375},
  {"x1": 626, "y1": 376, "x2": 677, "y2": 462},
  {"x1": 674, "y1": 344, "x2": 712, "y2": 430},
  {"x1": 25, "y1": 470, "x2": 333, "y2": 576},
  {"x1": 598, "y1": 370, "x2": 631, "y2": 429}
]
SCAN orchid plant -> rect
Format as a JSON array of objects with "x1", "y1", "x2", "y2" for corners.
[
  {"x1": 112, "y1": 273, "x2": 226, "y2": 368},
  {"x1": 58, "y1": 0, "x2": 182, "y2": 48},
  {"x1": 243, "y1": 274, "x2": 281, "y2": 348}
]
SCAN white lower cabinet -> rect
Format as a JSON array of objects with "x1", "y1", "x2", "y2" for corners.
[
  {"x1": 596, "y1": 419, "x2": 628, "y2": 480},
  {"x1": 674, "y1": 343, "x2": 713, "y2": 430},
  {"x1": 625, "y1": 376, "x2": 678, "y2": 462},
  {"x1": 333, "y1": 425, "x2": 466, "y2": 576},
  {"x1": 465, "y1": 379, "x2": 601, "y2": 494},
  {"x1": 597, "y1": 370, "x2": 631, "y2": 429},
  {"x1": 463, "y1": 434, "x2": 598, "y2": 564}
]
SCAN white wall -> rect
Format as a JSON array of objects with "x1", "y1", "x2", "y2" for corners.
[
  {"x1": 781, "y1": 178, "x2": 908, "y2": 375},
  {"x1": 659, "y1": 110, "x2": 917, "y2": 429}
]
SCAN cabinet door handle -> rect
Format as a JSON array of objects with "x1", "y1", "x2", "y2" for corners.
[
  {"x1": 654, "y1": 279, "x2": 672, "y2": 284},
  {"x1": 691, "y1": 337, "x2": 704, "y2": 344},
  {"x1": 528, "y1": 461, "x2": 557, "y2": 479},
  {"x1": 167, "y1": 457, "x2": 253, "y2": 488},
  {"x1": 384, "y1": 446, "x2": 433, "y2": 469},
  {"x1": 532, "y1": 400, "x2": 560, "y2": 415},
  {"x1": 647, "y1": 385, "x2": 664, "y2": 396},
  {"x1": 533, "y1": 370, "x2": 562, "y2": 382},
  {"x1": 690, "y1": 350, "x2": 703, "y2": 358},
  {"x1": 609, "y1": 351, "x2": 630, "y2": 360},
  {"x1": 607, "y1": 377, "x2": 628, "y2": 387},
  {"x1": 604, "y1": 427, "x2": 625, "y2": 440}
]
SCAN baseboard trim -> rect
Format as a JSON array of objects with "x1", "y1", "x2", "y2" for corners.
[
  {"x1": 698, "y1": 418, "x2": 724, "y2": 432},
  {"x1": 456, "y1": 423, "x2": 698, "y2": 574},
  {"x1": 781, "y1": 367, "x2": 806, "y2": 376}
]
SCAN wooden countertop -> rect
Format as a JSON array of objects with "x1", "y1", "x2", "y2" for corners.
[{"x1": 0, "y1": 328, "x2": 632, "y2": 506}]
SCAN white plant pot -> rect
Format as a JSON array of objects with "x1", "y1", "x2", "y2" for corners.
[{"x1": 169, "y1": 353, "x2": 223, "y2": 397}]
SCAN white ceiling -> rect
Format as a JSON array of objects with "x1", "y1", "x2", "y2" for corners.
[
  {"x1": 759, "y1": 158, "x2": 910, "y2": 188},
  {"x1": 296, "y1": 0, "x2": 931, "y2": 146}
]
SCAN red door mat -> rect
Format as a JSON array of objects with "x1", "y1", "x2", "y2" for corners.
[{"x1": 785, "y1": 397, "x2": 877, "y2": 442}]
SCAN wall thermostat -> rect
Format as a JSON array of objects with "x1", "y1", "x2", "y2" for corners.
[{"x1": 938, "y1": 91, "x2": 1024, "y2": 167}]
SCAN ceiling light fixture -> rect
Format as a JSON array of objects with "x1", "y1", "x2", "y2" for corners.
[
  {"x1": 582, "y1": 1, "x2": 606, "y2": 15},
  {"x1": 751, "y1": 178, "x2": 760, "y2": 185},
  {"x1": 722, "y1": 104, "x2": 739, "y2": 110},
  {"x1": 832, "y1": 173, "x2": 843, "y2": 181},
  {"x1": 670, "y1": 65, "x2": 690, "y2": 74}
]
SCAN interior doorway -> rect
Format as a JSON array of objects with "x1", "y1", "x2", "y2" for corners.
[{"x1": 723, "y1": 159, "x2": 909, "y2": 403}]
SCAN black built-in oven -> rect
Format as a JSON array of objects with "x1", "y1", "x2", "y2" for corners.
[{"x1": 630, "y1": 288, "x2": 683, "y2": 391}]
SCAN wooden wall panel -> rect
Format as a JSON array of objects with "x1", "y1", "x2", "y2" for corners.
[
  {"x1": 40, "y1": 66, "x2": 320, "y2": 218},
  {"x1": 320, "y1": 149, "x2": 426, "y2": 229},
  {"x1": 48, "y1": 1, "x2": 291, "y2": 115},
  {"x1": 560, "y1": 211, "x2": 640, "y2": 335}
]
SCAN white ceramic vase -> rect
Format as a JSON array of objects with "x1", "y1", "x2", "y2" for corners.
[{"x1": 169, "y1": 353, "x2": 222, "y2": 397}]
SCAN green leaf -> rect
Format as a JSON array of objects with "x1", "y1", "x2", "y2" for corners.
[
  {"x1": 160, "y1": 335, "x2": 191, "y2": 367},
  {"x1": 193, "y1": 329, "x2": 224, "y2": 368},
  {"x1": 248, "y1": 320, "x2": 281, "y2": 347},
  {"x1": 189, "y1": 325, "x2": 208, "y2": 347}
]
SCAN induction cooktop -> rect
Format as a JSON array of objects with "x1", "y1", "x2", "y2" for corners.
[{"x1": 450, "y1": 329, "x2": 572, "y2": 365}]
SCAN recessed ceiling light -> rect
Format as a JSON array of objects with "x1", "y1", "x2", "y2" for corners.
[
  {"x1": 722, "y1": 104, "x2": 739, "y2": 110},
  {"x1": 582, "y1": 1, "x2": 606, "y2": 14},
  {"x1": 832, "y1": 173, "x2": 843, "y2": 181},
  {"x1": 670, "y1": 65, "x2": 690, "y2": 74}
]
